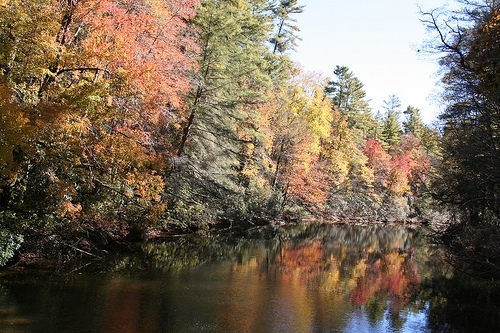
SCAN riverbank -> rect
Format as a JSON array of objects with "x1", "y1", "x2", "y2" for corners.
[{"x1": 2, "y1": 213, "x2": 439, "y2": 273}]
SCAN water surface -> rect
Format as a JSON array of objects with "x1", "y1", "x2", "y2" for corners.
[{"x1": 0, "y1": 223, "x2": 499, "y2": 332}]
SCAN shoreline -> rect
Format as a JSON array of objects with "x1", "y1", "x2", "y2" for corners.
[{"x1": 1, "y1": 217, "x2": 436, "y2": 273}]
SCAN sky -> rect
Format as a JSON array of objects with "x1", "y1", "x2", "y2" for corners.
[{"x1": 290, "y1": 0, "x2": 454, "y2": 124}]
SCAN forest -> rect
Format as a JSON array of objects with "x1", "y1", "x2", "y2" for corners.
[{"x1": 0, "y1": 0, "x2": 499, "y2": 279}]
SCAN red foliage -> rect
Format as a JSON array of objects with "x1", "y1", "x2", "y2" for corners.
[
  {"x1": 387, "y1": 152, "x2": 413, "y2": 195},
  {"x1": 364, "y1": 138, "x2": 384, "y2": 164},
  {"x1": 364, "y1": 136, "x2": 430, "y2": 195},
  {"x1": 401, "y1": 134, "x2": 431, "y2": 190},
  {"x1": 364, "y1": 138, "x2": 391, "y2": 188},
  {"x1": 388, "y1": 134, "x2": 430, "y2": 195},
  {"x1": 349, "y1": 251, "x2": 421, "y2": 308}
]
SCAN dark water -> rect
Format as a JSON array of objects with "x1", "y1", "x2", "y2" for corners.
[{"x1": 0, "y1": 223, "x2": 499, "y2": 333}]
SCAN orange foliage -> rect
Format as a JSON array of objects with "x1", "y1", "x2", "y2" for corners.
[
  {"x1": 400, "y1": 134, "x2": 431, "y2": 191},
  {"x1": 364, "y1": 135, "x2": 430, "y2": 195},
  {"x1": 267, "y1": 75, "x2": 333, "y2": 211},
  {"x1": 0, "y1": 0, "x2": 200, "y2": 236},
  {"x1": 286, "y1": 154, "x2": 330, "y2": 210},
  {"x1": 349, "y1": 250, "x2": 420, "y2": 309},
  {"x1": 387, "y1": 152, "x2": 413, "y2": 195},
  {"x1": 387, "y1": 134, "x2": 430, "y2": 195},
  {"x1": 74, "y1": 0, "x2": 199, "y2": 111}
]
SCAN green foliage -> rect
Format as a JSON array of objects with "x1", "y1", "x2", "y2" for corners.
[
  {"x1": 380, "y1": 95, "x2": 402, "y2": 151},
  {"x1": 0, "y1": 227, "x2": 23, "y2": 266},
  {"x1": 325, "y1": 65, "x2": 377, "y2": 141},
  {"x1": 269, "y1": 0, "x2": 304, "y2": 53},
  {"x1": 403, "y1": 106, "x2": 425, "y2": 139},
  {"x1": 178, "y1": 0, "x2": 273, "y2": 154},
  {"x1": 166, "y1": 0, "x2": 278, "y2": 226}
]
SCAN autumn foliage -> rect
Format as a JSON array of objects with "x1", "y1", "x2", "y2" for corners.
[
  {"x1": 75, "y1": 0, "x2": 198, "y2": 108},
  {"x1": 349, "y1": 250, "x2": 420, "y2": 309},
  {"x1": 0, "y1": 0, "x2": 437, "y2": 261},
  {"x1": 364, "y1": 135, "x2": 430, "y2": 196},
  {"x1": 0, "y1": 0, "x2": 199, "y2": 249}
]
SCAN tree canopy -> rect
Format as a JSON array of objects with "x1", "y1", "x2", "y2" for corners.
[{"x1": 422, "y1": 0, "x2": 500, "y2": 279}]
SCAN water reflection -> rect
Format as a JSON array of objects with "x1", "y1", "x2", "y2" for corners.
[{"x1": 0, "y1": 223, "x2": 499, "y2": 332}]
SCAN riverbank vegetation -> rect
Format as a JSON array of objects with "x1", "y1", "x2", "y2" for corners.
[{"x1": 0, "y1": 0, "x2": 498, "y2": 279}]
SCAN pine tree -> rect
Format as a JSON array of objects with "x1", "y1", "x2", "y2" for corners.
[
  {"x1": 167, "y1": 0, "x2": 277, "y2": 225},
  {"x1": 380, "y1": 95, "x2": 402, "y2": 151},
  {"x1": 269, "y1": 0, "x2": 304, "y2": 54},
  {"x1": 403, "y1": 106, "x2": 425, "y2": 139},
  {"x1": 324, "y1": 66, "x2": 376, "y2": 141}
]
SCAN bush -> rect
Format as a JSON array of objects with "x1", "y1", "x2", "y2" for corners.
[{"x1": 0, "y1": 228, "x2": 23, "y2": 266}]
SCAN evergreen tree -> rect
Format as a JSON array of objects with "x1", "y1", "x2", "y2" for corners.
[
  {"x1": 324, "y1": 65, "x2": 376, "y2": 140},
  {"x1": 403, "y1": 105, "x2": 425, "y2": 139},
  {"x1": 269, "y1": 0, "x2": 304, "y2": 53},
  {"x1": 380, "y1": 95, "x2": 402, "y2": 151},
  {"x1": 167, "y1": 0, "x2": 278, "y2": 226}
]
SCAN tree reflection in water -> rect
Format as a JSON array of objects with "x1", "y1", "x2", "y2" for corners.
[
  {"x1": 119, "y1": 223, "x2": 443, "y2": 331},
  {"x1": 1, "y1": 223, "x2": 500, "y2": 333}
]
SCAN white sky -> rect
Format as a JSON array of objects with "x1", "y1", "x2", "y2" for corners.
[{"x1": 290, "y1": 0, "x2": 454, "y2": 124}]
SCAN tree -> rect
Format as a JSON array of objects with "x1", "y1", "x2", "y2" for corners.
[
  {"x1": 165, "y1": 0, "x2": 280, "y2": 226},
  {"x1": 0, "y1": 0, "x2": 198, "y2": 255},
  {"x1": 403, "y1": 106, "x2": 425, "y2": 139},
  {"x1": 269, "y1": 0, "x2": 304, "y2": 54},
  {"x1": 268, "y1": 71, "x2": 333, "y2": 213},
  {"x1": 380, "y1": 95, "x2": 402, "y2": 151},
  {"x1": 364, "y1": 133, "x2": 430, "y2": 202},
  {"x1": 399, "y1": 134, "x2": 430, "y2": 196},
  {"x1": 175, "y1": 0, "x2": 282, "y2": 158},
  {"x1": 422, "y1": 0, "x2": 500, "y2": 278},
  {"x1": 324, "y1": 65, "x2": 376, "y2": 140},
  {"x1": 364, "y1": 138, "x2": 391, "y2": 190},
  {"x1": 423, "y1": 1, "x2": 500, "y2": 216},
  {"x1": 0, "y1": 83, "x2": 31, "y2": 203},
  {"x1": 320, "y1": 110, "x2": 372, "y2": 191}
]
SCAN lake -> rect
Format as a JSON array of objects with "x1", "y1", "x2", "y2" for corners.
[{"x1": 0, "y1": 223, "x2": 499, "y2": 332}]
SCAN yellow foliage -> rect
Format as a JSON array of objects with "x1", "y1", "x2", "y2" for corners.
[
  {"x1": 126, "y1": 170, "x2": 164, "y2": 203},
  {"x1": 283, "y1": 80, "x2": 332, "y2": 154},
  {"x1": 320, "y1": 110, "x2": 372, "y2": 189},
  {"x1": 483, "y1": 10, "x2": 500, "y2": 31},
  {"x1": 0, "y1": 84, "x2": 32, "y2": 191},
  {"x1": 386, "y1": 169, "x2": 411, "y2": 196}
]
